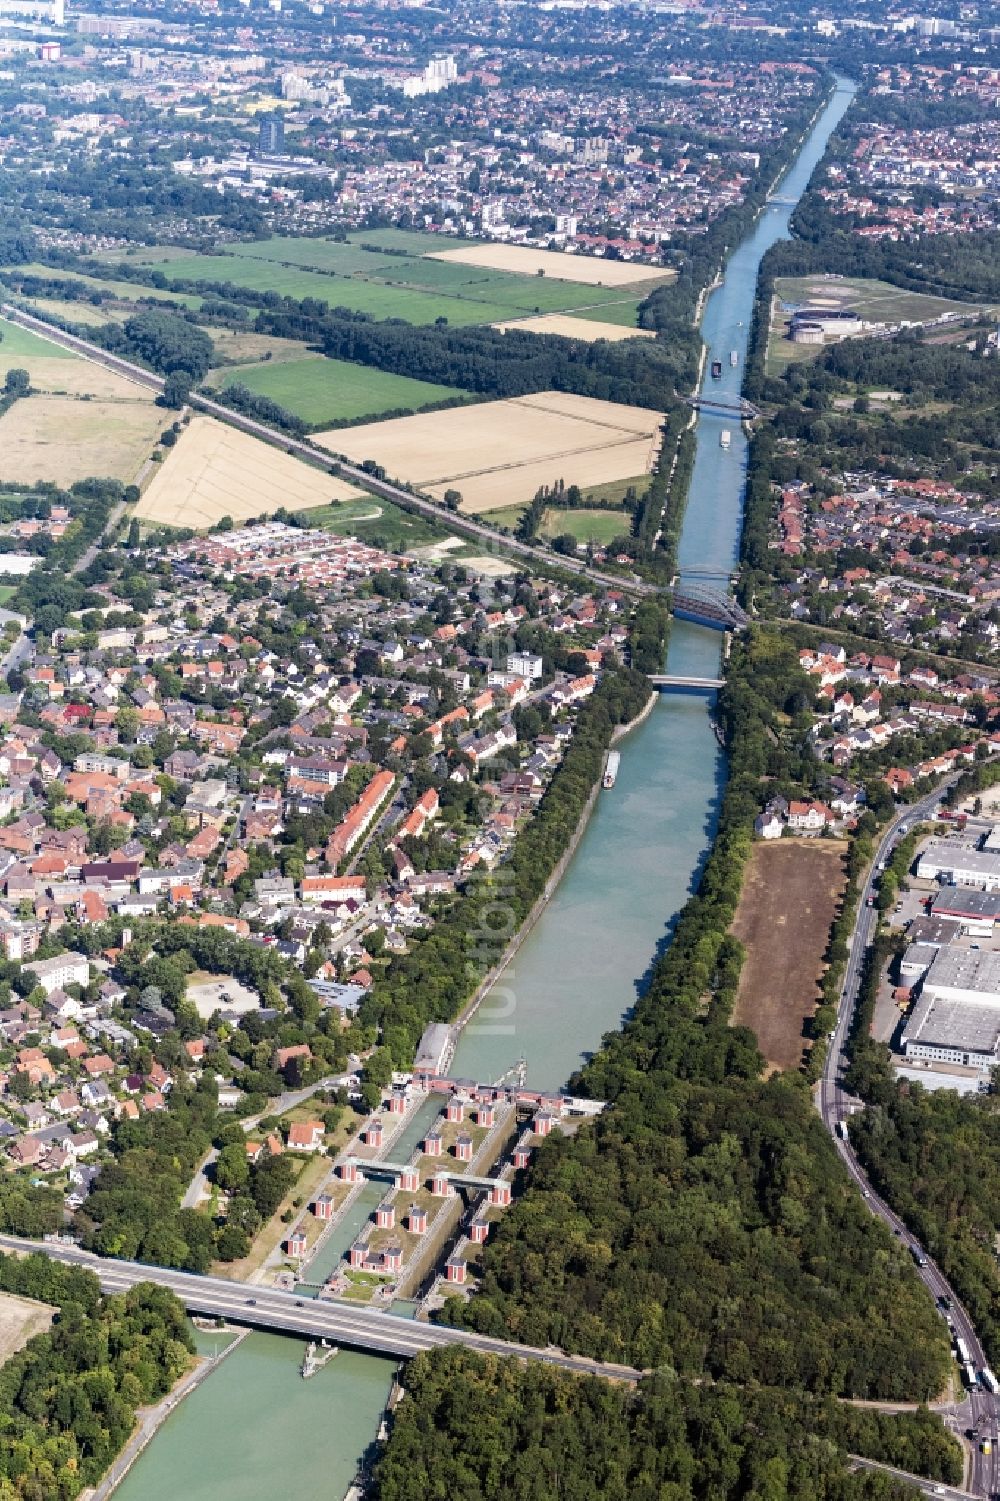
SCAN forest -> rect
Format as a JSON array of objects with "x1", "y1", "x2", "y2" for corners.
[
  {"x1": 0, "y1": 1253, "x2": 193, "y2": 1500},
  {"x1": 373, "y1": 1348, "x2": 959, "y2": 1501}
]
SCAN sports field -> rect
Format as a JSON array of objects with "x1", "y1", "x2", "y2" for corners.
[
  {"x1": 133, "y1": 415, "x2": 364, "y2": 530},
  {"x1": 320, "y1": 392, "x2": 664, "y2": 515},
  {"x1": 492, "y1": 313, "x2": 654, "y2": 343},
  {"x1": 217, "y1": 356, "x2": 467, "y2": 426},
  {"x1": 429, "y1": 243, "x2": 672, "y2": 288},
  {"x1": 540, "y1": 508, "x2": 630, "y2": 545}
]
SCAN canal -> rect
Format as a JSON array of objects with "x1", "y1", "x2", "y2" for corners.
[{"x1": 114, "y1": 74, "x2": 857, "y2": 1500}]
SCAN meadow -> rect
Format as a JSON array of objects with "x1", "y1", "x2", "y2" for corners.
[
  {"x1": 540, "y1": 507, "x2": 630, "y2": 545},
  {"x1": 100, "y1": 233, "x2": 652, "y2": 328},
  {"x1": 12, "y1": 263, "x2": 203, "y2": 311},
  {"x1": 217, "y1": 356, "x2": 468, "y2": 426},
  {"x1": 0, "y1": 316, "x2": 162, "y2": 486},
  {"x1": 0, "y1": 319, "x2": 75, "y2": 362},
  {"x1": 304, "y1": 497, "x2": 452, "y2": 551}
]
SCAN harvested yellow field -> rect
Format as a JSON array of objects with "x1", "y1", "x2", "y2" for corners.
[
  {"x1": 9, "y1": 358, "x2": 142, "y2": 400},
  {"x1": 0, "y1": 395, "x2": 162, "y2": 486},
  {"x1": 133, "y1": 413, "x2": 364, "y2": 530},
  {"x1": 320, "y1": 392, "x2": 664, "y2": 515},
  {"x1": 492, "y1": 314, "x2": 655, "y2": 343},
  {"x1": 0, "y1": 1293, "x2": 52, "y2": 1365},
  {"x1": 430, "y1": 243, "x2": 673, "y2": 288}
]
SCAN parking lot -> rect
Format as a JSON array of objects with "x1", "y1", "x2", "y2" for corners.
[{"x1": 187, "y1": 975, "x2": 261, "y2": 1020}]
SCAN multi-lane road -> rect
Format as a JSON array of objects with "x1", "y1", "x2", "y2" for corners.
[
  {"x1": 819, "y1": 780, "x2": 1000, "y2": 1500},
  {"x1": 0, "y1": 1233, "x2": 642, "y2": 1382}
]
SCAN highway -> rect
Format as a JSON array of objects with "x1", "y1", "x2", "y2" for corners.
[
  {"x1": 0, "y1": 1234, "x2": 642, "y2": 1382},
  {"x1": 0, "y1": 303, "x2": 663, "y2": 601},
  {"x1": 819, "y1": 779, "x2": 1000, "y2": 1500}
]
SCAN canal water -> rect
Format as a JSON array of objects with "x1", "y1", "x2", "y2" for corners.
[
  {"x1": 450, "y1": 74, "x2": 858, "y2": 1092},
  {"x1": 115, "y1": 75, "x2": 856, "y2": 1500}
]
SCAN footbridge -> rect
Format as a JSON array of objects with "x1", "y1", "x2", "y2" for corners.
[
  {"x1": 342, "y1": 1157, "x2": 507, "y2": 1197},
  {"x1": 687, "y1": 395, "x2": 759, "y2": 419},
  {"x1": 648, "y1": 674, "x2": 724, "y2": 692},
  {"x1": 0, "y1": 1235, "x2": 642, "y2": 1381},
  {"x1": 672, "y1": 583, "x2": 749, "y2": 631}
]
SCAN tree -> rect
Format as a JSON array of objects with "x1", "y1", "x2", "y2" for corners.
[
  {"x1": 4, "y1": 368, "x2": 29, "y2": 398},
  {"x1": 123, "y1": 308, "x2": 214, "y2": 382},
  {"x1": 162, "y1": 370, "x2": 192, "y2": 409},
  {"x1": 215, "y1": 1142, "x2": 250, "y2": 1193},
  {"x1": 216, "y1": 1224, "x2": 250, "y2": 1261}
]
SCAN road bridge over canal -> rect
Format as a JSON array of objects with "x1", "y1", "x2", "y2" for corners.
[
  {"x1": 648, "y1": 675, "x2": 725, "y2": 692},
  {"x1": 0, "y1": 1235, "x2": 642, "y2": 1381}
]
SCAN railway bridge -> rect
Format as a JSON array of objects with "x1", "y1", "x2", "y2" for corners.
[{"x1": 672, "y1": 583, "x2": 749, "y2": 631}]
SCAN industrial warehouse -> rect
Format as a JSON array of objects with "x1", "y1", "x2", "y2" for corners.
[{"x1": 896, "y1": 827, "x2": 1000, "y2": 1073}]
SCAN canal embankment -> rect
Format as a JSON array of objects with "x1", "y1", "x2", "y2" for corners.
[{"x1": 85, "y1": 1327, "x2": 251, "y2": 1501}]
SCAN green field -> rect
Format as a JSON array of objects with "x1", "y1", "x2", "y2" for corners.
[
  {"x1": 304, "y1": 497, "x2": 452, "y2": 550},
  {"x1": 566, "y1": 299, "x2": 646, "y2": 329},
  {"x1": 349, "y1": 229, "x2": 476, "y2": 255},
  {"x1": 0, "y1": 585, "x2": 18, "y2": 604},
  {"x1": 582, "y1": 474, "x2": 649, "y2": 505},
  {"x1": 218, "y1": 356, "x2": 467, "y2": 425},
  {"x1": 480, "y1": 502, "x2": 528, "y2": 530},
  {"x1": 96, "y1": 235, "x2": 646, "y2": 328},
  {"x1": 541, "y1": 507, "x2": 630, "y2": 545},
  {"x1": 0, "y1": 319, "x2": 75, "y2": 360}
]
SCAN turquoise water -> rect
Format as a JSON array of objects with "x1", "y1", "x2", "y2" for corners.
[
  {"x1": 114, "y1": 77, "x2": 856, "y2": 1501},
  {"x1": 114, "y1": 1334, "x2": 394, "y2": 1501}
]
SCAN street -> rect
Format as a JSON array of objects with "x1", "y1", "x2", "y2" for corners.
[
  {"x1": 819, "y1": 778, "x2": 1000, "y2": 1500},
  {"x1": 0, "y1": 1232, "x2": 643, "y2": 1382}
]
